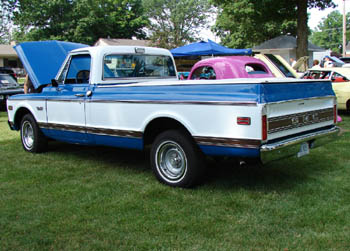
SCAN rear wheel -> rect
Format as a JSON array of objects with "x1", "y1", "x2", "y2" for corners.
[
  {"x1": 150, "y1": 130, "x2": 204, "y2": 188},
  {"x1": 20, "y1": 114, "x2": 47, "y2": 153}
]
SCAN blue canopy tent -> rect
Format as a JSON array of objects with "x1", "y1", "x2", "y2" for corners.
[{"x1": 170, "y1": 39, "x2": 252, "y2": 57}]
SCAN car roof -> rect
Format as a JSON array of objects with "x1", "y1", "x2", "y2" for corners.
[{"x1": 71, "y1": 45, "x2": 173, "y2": 58}]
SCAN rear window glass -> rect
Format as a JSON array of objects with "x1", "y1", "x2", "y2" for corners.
[
  {"x1": 245, "y1": 63, "x2": 268, "y2": 74},
  {"x1": 103, "y1": 54, "x2": 176, "y2": 79},
  {"x1": 0, "y1": 74, "x2": 18, "y2": 87}
]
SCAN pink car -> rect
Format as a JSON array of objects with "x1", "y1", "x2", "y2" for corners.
[{"x1": 188, "y1": 56, "x2": 275, "y2": 80}]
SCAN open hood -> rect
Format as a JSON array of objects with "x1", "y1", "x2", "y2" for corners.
[{"x1": 14, "y1": 41, "x2": 88, "y2": 89}]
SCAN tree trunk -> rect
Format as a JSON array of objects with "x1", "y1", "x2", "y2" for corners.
[{"x1": 296, "y1": 0, "x2": 308, "y2": 59}]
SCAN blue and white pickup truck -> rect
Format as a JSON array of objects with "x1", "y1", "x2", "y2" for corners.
[{"x1": 7, "y1": 41, "x2": 340, "y2": 187}]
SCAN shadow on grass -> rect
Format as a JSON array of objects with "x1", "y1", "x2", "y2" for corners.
[
  {"x1": 202, "y1": 154, "x2": 336, "y2": 191},
  {"x1": 3, "y1": 135, "x2": 338, "y2": 191},
  {"x1": 48, "y1": 141, "x2": 149, "y2": 170},
  {"x1": 47, "y1": 140, "x2": 334, "y2": 191}
]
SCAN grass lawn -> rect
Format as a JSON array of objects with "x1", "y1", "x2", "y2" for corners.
[{"x1": 1, "y1": 111, "x2": 350, "y2": 250}]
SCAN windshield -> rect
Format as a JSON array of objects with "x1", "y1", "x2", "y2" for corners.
[
  {"x1": 265, "y1": 54, "x2": 295, "y2": 78},
  {"x1": 103, "y1": 54, "x2": 176, "y2": 79},
  {"x1": 0, "y1": 74, "x2": 18, "y2": 87}
]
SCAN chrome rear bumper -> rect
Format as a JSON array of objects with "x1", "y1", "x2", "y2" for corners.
[{"x1": 260, "y1": 126, "x2": 341, "y2": 164}]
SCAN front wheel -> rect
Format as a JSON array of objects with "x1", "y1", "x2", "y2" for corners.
[
  {"x1": 150, "y1": 130, "x2": 204, "y2": 188},
  {"x1": 20, "y1": 114, "x2": 48, "y2": 153}
]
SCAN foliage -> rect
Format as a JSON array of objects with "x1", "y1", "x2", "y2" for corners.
[
  {"x1": 6, "y1": 0, "x2": 149, "y2": 45},
  {"x1": 211, "y1": 0, "x2": 297, "y2": 49},
  {"x1": 310, "y1": 10, "x2": 350, "y2": 53},
  {"x1": 143, "y1": 0, "x2": 213, "y2": 49},
  {"x1": 211, "y1": 0, "x2": 336, "y2": 55},
  {"x1": 1, "y1": 109, "x2": 350, "y2": 249},
  {"x1": 0, "y1": 0, "x2": 13, "y2": 43}
]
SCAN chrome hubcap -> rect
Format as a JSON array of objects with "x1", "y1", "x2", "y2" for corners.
[
  {"x1": 22, "y1": 121, "x2": 34, "y2": 150},
  {"x1": 156, "y1": 141, "x2": 187, "y2": 182}
]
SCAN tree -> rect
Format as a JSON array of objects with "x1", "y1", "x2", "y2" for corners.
[
  {"x1": 6, "y1": 0, "x2": 149, "y2": 45},
  {"x1": 296, "y1": 0, "x2": 335, "y2": 59},
  {"x1": 212, "y1": 0, "x2": 336, "y2": 59},
  {"x1": 212, "y1": 0, "x2": 297, "y2": 49},
  {"x1": 310, "y1": 10, "x2": 350, "y2": 53},
  {"x1": 0, "y1": 0, "x2": 13, "y2": 43},
  {"x1": 143, "y1": 0, "x2": 213, "y2": 49}
]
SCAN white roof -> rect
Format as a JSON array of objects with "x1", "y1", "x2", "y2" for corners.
[{"x1": 72, "y1": 45, "x2": 173, "y2": 57}]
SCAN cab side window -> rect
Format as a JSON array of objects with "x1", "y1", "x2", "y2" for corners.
[
  {"x1": 190, "y1": 66, "x2": 216, "y2": 80},
  {"x1": 245, "y1": 63, "x2": 268, "y2": 74},
  {"x1": 59, "y1": 54, "x2": 91, "y2": 84}
]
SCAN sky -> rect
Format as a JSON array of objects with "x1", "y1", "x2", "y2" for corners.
[
  {"x1": 202, "y1": 0, "x2": 349, "y2": 42},
  {"x1": 308, "y1": 0, "x2": 349, "y2": 29}
]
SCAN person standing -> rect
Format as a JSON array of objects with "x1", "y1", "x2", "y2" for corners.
[
  {"x1": 290, "y1": 58, "x2": 297, "y2": 68},
  {"x1": 23, "y1": 74, "x2": 34, "y2": 94},
  {"x1": 323, "y1": 56, "x2": 334, "y2": 68},
  {"x1": 313, "y1": 59, "x2": 320, "y2": 67}
]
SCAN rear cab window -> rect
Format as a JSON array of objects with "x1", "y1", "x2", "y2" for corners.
[{"x1": 103, "y1": 54, "x2": 176, "y2": 79}]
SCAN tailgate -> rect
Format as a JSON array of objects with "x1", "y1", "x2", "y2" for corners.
[{"x1": 260, "y1": 80, "x2": 336, "y2": 141}]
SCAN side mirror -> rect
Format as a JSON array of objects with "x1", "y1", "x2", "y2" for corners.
[{"x1": 51, "y1": 79, "x2": 58, "y2": 87}]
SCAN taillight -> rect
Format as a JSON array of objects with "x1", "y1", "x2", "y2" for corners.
[
  {"x1": 237, "y1": 117, "x2": 251, "y2": 125},
  {"x1": 334, "y1": 104, "x2": 337, "y2": 123},
  {"x1": 262, "y1": 115, "x2": 267, "y2": 140}
]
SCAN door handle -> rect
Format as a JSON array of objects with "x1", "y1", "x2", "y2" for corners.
[
  {"x1": 75, "y1": 93, "x2": 85, "y2": 97},
  {"x1": 86, "y1": 90, "x2": 93, "y2": 97}
]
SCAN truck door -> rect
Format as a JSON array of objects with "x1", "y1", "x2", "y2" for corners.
[{"x1": 46, "y1": 53, "x2": 91, "y2": 143}]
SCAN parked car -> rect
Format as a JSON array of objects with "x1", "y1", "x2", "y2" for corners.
[
  {"x1": 340, "y1": 57, "x2": 350, "y2": 64},
  {"x1": 302, "y1": 67, "x2": 350, "y2": 111},
  {"x1": 0, "y1": 73, "x2": 24, "y2": 110},
  {"x1": 187, "y1": 56, "x2": 275, "y2": 80},
  {"x1": 254, "y1": 54, "x2": 299, "y2": 78},
  {"x1": 0, "y1": 67, "x2": 17, "y2": 81}
]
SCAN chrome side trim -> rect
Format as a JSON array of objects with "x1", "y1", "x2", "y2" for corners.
[
  {"x1": 194, "y1": 136, "x2": 261, "y2": 149},
  {"x1": 87, "y1": 99, "x2": 258, "y2": 106},
  {"x1": 38, "y1": 122, "x2": 86, "y2": 133},
  {"x1": 260, "y1": 126, "x2": 341, "y2": 164},
  {"x1": 8, "y1": 98, "x2": 257, "y2": 106},
  {"x1": 47, "y1": 99, "x2": 84, "y2": 103},
  {"x1": 87, "y1": 127, "x2": 142, "y2": 138},
  {"x1": 38, "y1": 122, "x2": 142, "y2": 138},
  {"x1": 263, "y1": 95, "x2": 335, "y2": 105}
]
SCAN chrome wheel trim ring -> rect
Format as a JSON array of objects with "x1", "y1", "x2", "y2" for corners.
[
  {"x1": 156, "y1": 140, "x2": 187, "y2": 183},
  {"x1": 22, "y1": 121, "x2": 34, "y2": 150}
]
